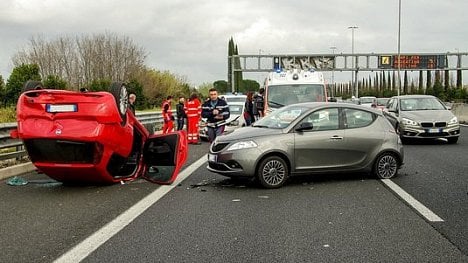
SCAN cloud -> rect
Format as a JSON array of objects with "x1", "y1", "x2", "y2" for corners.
[{"x1": 0, "y1": 0, "x2": 467, "y2": 85}]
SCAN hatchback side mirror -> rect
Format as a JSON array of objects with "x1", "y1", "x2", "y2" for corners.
[{"x1": 295, "y1": 122, "x2": 313, "y2": 132}]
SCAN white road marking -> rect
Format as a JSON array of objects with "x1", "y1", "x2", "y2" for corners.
[
  {"x1": 381, "y1": 179, "x2": 444, "y2": 222},
  {"x1": 53, "y1": 155, "x2": 208, "y2": 263}
]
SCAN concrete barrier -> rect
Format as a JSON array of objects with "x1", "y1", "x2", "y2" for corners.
[
  {"x1": 0, "y1": 162, "x2": 36, "y2": 181},
  {"x1": 451, "y1": 103, "x2": 468, "y2": 124}
]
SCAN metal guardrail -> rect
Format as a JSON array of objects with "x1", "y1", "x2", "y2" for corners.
[
  {"x1": 1, "y1": 104, "x2": 467, "y2": 165},
  {"x1": 0, "y1": 111, "x2": 163, "y2": 163}
]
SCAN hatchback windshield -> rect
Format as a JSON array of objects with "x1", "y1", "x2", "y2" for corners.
[
  {"x1": 400, "y1": 97, "x2": 446, "y2": 111},
  {"x1": 253, "y1": 105, "x2": 308, "y2": 129}
]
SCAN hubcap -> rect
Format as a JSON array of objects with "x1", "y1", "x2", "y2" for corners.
[
  {"x1": 378, "y1": 155, "x2": 397, "y2": 179},
  {"x1": 262, "y1": 160, "x2": 285, "y2": 186},
  {"x1": 119, "y1": 86, "x2": 128, "y2": 114}
]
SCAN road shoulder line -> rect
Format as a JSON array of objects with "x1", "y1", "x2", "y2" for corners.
[
  {"x1": 53, "y1": 155, "x2": 207, "y2": 263},
  {"x1": 381, "y1": 179, "x2": 444, "y2": 222}
]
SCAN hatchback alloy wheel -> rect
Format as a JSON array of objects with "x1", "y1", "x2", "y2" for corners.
[
  {"x1": 374, "y1": 153, "x2": 398, "y2": 179},
  {"x1": 257, "y1": 156, "x2": 288, "y2": 188}
]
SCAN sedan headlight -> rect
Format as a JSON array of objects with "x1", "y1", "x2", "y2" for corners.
[
  {"x1": 448, "y1": 116, "x2": 458, "y2": 125},
  {"x1": 401, "y1": 117, "x2": 418, "y2": 126},
  {"x1": 227, "y1": 141, "x2": 258, "y2": 151},
  {"x1": 229, "y1": 120, "x2": 239, "y2": 126}
]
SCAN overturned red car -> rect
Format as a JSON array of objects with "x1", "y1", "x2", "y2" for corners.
[{"x1": 10, "y1": 81, "x2": 187, "y2": 184}]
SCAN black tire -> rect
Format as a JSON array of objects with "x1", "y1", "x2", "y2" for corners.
[
  {"x1": 447, "y1": 137, "x2": 458, "y2": 144},
  {"x1": 400, "y1": 136, "x2": 410, "y2": 144},
  {"x1": 23, "y1": 80, "x2": 43, "y2": 92},
  {"x1": 373, "y1": 152, "x2": 399, "y2": 179},
  {"x1": 109, "y1": 82, "x2": 128, "y2": 125},
  {"x1": 257, "y1": 156, "x2": 288, "y2": 188}
]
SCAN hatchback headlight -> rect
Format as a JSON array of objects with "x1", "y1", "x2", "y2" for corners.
[
  {"x1": 227, "y1": 141, "x2": 258, "y2": 151},
  {"x1": 401, "y1": 117, "x2": 418, "y2": 126},
  {"x1": 448, "y1": 116, "x2": 458, "y2": 125}
]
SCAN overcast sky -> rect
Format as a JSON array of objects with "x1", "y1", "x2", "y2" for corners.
[{"x1": 1, "y1": 0, "x2": 467, "y2": 86}]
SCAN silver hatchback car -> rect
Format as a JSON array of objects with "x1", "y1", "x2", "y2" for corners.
[{"x1": 207, "y1": 103, "x2": 404, "y2": 188}]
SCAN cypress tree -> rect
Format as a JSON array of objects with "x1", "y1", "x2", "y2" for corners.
[
  {"x1": 426, "y1": 70, "x2": 432, "y2": 91},
  {"x1": 227, "y1": 37, "x2": 234, "y2": 92},
  {"x1": 403, "y1": 71, "x2": 408, "y2": 94},
  {"x1": 418, "y1": 71, "x2": 424, "y2": 94}
]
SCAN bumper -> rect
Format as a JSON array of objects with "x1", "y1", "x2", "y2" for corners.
[
  {"x1": 400, "y1": 125, "x2": 460, "y2": 139},
  {"x1": 207, "y1": 148, "x2": 261, "y2": 177},
  {"x1": 19, "y1": 120, "x2": 136, "y2": 183}
]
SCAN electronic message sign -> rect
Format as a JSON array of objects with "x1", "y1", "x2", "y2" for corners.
[{"x1": 378, "y1": 55, "x2": 447, "y2": 69}]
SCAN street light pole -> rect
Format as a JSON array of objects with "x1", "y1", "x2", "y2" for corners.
[
  {"x1": 348, "y1": 26, "x2": 358, "y2": 98},
  {"x1": 330, "y1": 46, "x2": 337, "y2": 97},
  {"x1": 397, "y1": 0, "x2": 401, "y2": 96}
]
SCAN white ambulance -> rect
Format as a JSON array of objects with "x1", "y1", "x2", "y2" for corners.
[{"x1": 263, "y1": 68, "x2": 328, "y2": 114}]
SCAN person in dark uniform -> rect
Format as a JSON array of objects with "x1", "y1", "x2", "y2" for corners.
[{"x1": 201, "y1": 88, "x2": 230, "y2": 142}]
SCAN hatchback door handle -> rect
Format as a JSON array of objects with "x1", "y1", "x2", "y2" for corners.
[{"x1": 330, "y1": 136, "x2": 343, "y2": 140}]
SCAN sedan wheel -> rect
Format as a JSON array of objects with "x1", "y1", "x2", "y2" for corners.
[
  {"x1": 257, "y1": 156, "x2": 288, "y2": 188},
  {"x1": 373, "y1": 153, "x2": 398, "y2": 179}
]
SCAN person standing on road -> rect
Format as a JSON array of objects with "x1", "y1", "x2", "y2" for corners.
[
  {"x1": 128, "y1": 93, "x2": 136, "y2": 115},
  {"x1": 176, "y1": 96, "x2": 187, "y2": 131},
  {"x1": 253, "y1": 88, "x2": 265, "y2": 120},
  {"x1": 162, "y1": 95, "x2": 174, "y2": 134},
  {"x1": 243, "y1": 91, "x2": 255, "y2": 126},
  {"x1": 185, "y1": 93, "x2": 202, "y2": 144},
  {"x1": 201, "y1": 88, "x2": 230, "y2": 142}
]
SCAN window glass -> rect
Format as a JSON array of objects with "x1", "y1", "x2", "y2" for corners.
[
  {"x1": 300, "y1": 108, "x2": 339, "y2": 131},
  {"x1": 344, "y1": 108, "x2": 374, "y2": 129}
]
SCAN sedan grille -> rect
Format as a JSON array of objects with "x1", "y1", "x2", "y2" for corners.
[
  {"x1": 421, "y1": 122, "x2": 447, "y2": 128},
  {"x1": 211, "y1": 142, "x2": 230, "y2": 152}
]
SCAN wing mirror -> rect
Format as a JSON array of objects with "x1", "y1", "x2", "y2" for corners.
[{"x1": 295, "y1": 122, "x2": 313, "y2": 132}]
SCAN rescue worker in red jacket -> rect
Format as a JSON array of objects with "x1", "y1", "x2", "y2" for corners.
[
  {"x1": 162, "y1": 95, "x2": 174, "y2": 134},
  {"x1": 185, "y1": 93, "x2": 202, "y2": 144}
]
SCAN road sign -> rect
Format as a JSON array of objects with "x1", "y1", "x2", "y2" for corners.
[{"x1": 378, "y1": 55, "x2": 447, "y2": 69}]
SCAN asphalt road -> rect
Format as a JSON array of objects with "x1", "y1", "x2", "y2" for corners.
[{"x1": 0, "y1": 127, "x2": 467, "y2": 262}]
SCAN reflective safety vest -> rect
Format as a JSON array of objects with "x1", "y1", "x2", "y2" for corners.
[
  {"x1": 162, "y1": 100, "x2": 173, "y2": 121},
  {"x1": 185, "y1": 98, "x2": 201, "y2": 119}
]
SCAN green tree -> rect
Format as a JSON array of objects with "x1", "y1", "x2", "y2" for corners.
[
  {"x1": 213, "y1": 80, "x2": 228, "y2": 94},
  {"x1": 239, "y1": 79, "x2": 260, "y2": 93},
  {"x1": 418, "y1": 71, "x2": 424, "y2": 94},
  {"x1": 5, "y1": 64, "x2": 41, "y2": 106},
  {"x1": 0, "y1": 75, "x2": 6, "y2": 106},
  {"x1": 127, "y1": 79, "x2": 147, "y2": 110},
  {"x1": 233, "y1": 45, "x2": 243, "y2": 93},
  {"x1": 197, "y1": 82, "x2": 213, "y2": 98},
  {"x1": 43, "y1": 75, "x2": 67, "y2": 89},
  {"x1": 426, "y1": 70, "x2": 432, "y2": 91},
  {"x1": 432, "y1": 72, "x2": 445, "y2": 100},
  {"x1": 88, "y1": 79, "x2": 111, "y2": 92},
  {"x1": 403, "y1": 71, "x2": 408, "y2": 94},
  {"x1": 227, "y1": 37, "x2": 234, "y2": 92}
]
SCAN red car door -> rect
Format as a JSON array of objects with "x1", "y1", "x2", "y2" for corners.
[{"x1": 141, "y1": 131, "x2": 188, "y2": 184}]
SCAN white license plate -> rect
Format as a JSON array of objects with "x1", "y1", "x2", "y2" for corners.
[
  {"x1": 208, "y1": 154, "x2": 217, "y2": 162},
  {"x1": 428, "y1": 128, "x2": 440, "y2": 133},
  {"x1": 46, "y1": 104, "x2": 77, "y2": 113}
]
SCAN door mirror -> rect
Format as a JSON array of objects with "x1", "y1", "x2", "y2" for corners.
[
  {"x1": 142, "y1": 131, "x2": 187, "y2": 184},
  {"x1": 295, "y1": 122, "x2": 313, "y2": 132}
]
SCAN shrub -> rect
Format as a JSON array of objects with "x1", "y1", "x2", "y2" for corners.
[{"x1": 0, "y1": 107, "x2": 16, "y2": 123}]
